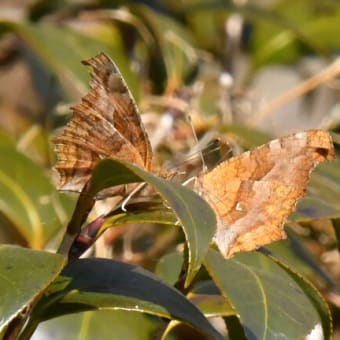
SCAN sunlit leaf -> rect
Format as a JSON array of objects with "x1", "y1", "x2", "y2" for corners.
[
  {"x1": 0, "y1": 143, "x2": 72, "y2": 248},
  {"x1": 32, "y1": 310, "x2": 158, "y2": 340},
  {"x1": 0, "y1": 245, "x2": 65, "y2": 337}
]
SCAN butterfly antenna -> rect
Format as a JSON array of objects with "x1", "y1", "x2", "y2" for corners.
[
  {"x1": 187, "y1": 114, "x2": 207, "y2": 173},
  {"x1": 121, "y1": 182, "x2": 146, "y2": 212}
]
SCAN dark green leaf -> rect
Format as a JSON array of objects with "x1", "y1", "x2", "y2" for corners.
[
  {"x1": 204, "y1": 249, "x2": 325, "y2": 339},
  {"x1": 265, "y1": 229, "x2": 336, "y2": 288},
  {"x1": 34, "y1": 258, "x2": 223, "y2": 340},
  {"x1": 265, "y1": 252, "x2": 332, "y2": 340}
]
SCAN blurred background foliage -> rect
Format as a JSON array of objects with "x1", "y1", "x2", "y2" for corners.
[{"x1": 0, "y1": 0, "x2": 340, "y2": 338}]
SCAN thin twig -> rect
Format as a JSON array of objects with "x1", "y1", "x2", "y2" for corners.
[{"x1": 253, "y1": 58, "x2": 340, "y2": 125}]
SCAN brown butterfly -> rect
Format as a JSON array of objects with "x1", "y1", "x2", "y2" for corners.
[
  {"x1": 54, "y1": 53, "x2": 335, "y2": 258},
  {"x1": 54, "y1": 53, "x2": 152, "y2": 192},
  {"x1": 197, "y1": 130, "x2": 335, "y2": 258}
]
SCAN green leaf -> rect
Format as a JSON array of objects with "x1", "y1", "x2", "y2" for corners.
[
  {"x1": 186, "y1": 6, "x2": 230, "y2": 54},
  {"x1": 0, "y1": 245, "x2": 65, "y2": 336},
  {"x1": 33, "y1": 258, "x2": 223, "y2": 340},
  {"x1": 155, "y1": 252, "x2": 183, "y2": 286},
  {"x1": 275, "y1": 0, "x2": 340, "y2": 51},
  {"x1": 302, "y1": 10, "x2": 340, "y2": 51},
  {"x1": 265, "y1": 253, "x2": 332, "y2": 340},
  {"x1": 204, "y1": 249, "x2": 325, "y2": 339},
  {"x1": 0, "y1": 143, "x2": 72, "y2": 248},
  {"x1": 102, "y1": 202, "x2": 178, "y2": 233},
  {"x1": 248, "y1": 2, "x2": 324, "y2": 67},
  {"x1": 132, "y1": 4, "x2": 197, "y2": 91},
  {"x1": 265, "y1": 232, "x2": 335, "y2": 289},
  {"x1": 89, "y1": 159, "x2": 217, "y2": 286},
  {"x1": 32, "y1": 310, "x2": 159, "y2": 340},
  {"x1": 293, "y1": 155, "x2": 340, "y2": 221},
  {"x1": 188, "y1": 281, "x2": 235, "y2": 318},
  {"x1": 1, "y1": 21, "x2": 139, "y2": 102}
]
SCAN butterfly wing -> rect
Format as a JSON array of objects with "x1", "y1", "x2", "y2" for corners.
[
  {"x1": 198, "y1": 129, "x2": 335, "y2": 258},
  {"x1": 54, "y1": 53, "x2": 152, "y2": 192}
]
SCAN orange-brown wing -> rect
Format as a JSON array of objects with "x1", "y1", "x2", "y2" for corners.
[
  {"x1": 54, "y1": 53, "x2": 152, "y2": 192},
  {"x1": 198, "y1": 129, "x2": 335, "y2": 258}
]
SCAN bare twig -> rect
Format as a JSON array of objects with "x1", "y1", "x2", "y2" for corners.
[{"x1": 253, "y1": 58, "x2": 340, "y2": 125}]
